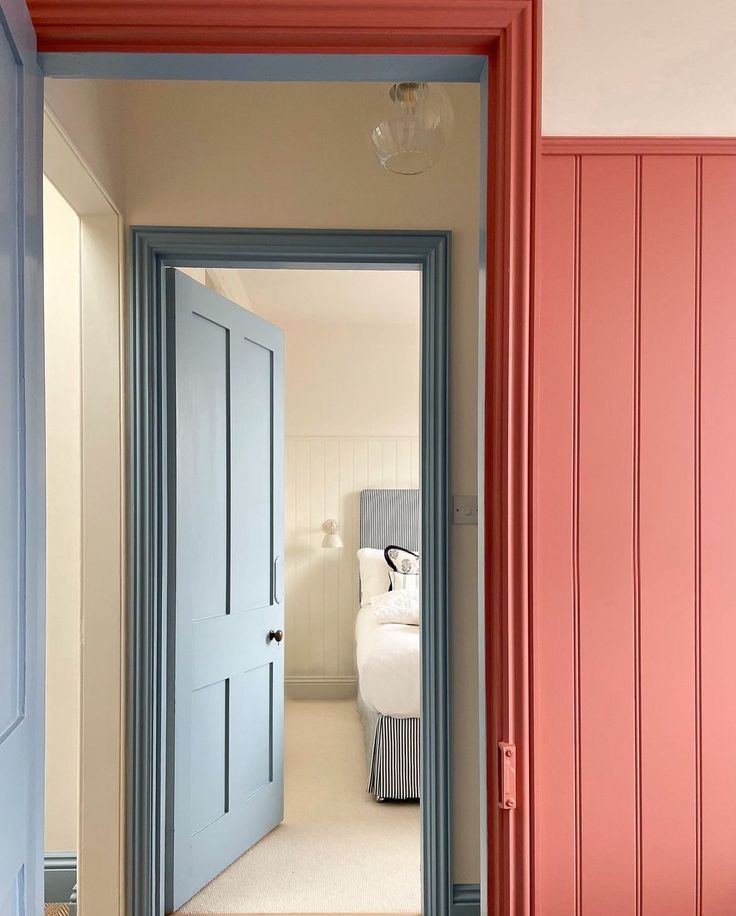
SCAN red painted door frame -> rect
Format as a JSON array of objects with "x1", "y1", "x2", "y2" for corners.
[{"x1": 29, "y1": 2, "x2": 540, "y2": 913}]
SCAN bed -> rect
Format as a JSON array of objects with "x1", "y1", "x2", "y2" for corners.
[{"x1": 356, "y1": 488, "x2": 421, "y2": 801}]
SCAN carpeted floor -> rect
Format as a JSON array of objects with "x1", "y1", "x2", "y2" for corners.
[
  {"x1": 45, "y1": 906, "x2": 69, "y2": 916},
  {"x1": 175, "y1": 699, "x2": 420, "y2": 914}
]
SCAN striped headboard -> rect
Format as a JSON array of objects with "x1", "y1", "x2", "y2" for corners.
[{"x1": 359, "y1": 489, "x2": 420, "y2": 551}]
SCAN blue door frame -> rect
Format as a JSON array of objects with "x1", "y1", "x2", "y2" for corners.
[{"x1": 130, "y1": 227, "x2": 453, "y2": 916}]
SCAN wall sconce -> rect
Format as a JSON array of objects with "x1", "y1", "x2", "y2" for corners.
[{"x1": 321, "y1": 519, "x2": 344, "y2": 549}]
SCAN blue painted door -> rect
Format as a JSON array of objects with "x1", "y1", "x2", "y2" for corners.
[
  {"x1": 0, "y1": 1, "x2": 45, "y2": 914},
  {"x1": 166, "y1": 270, "x2": 285, "y2": 911}
]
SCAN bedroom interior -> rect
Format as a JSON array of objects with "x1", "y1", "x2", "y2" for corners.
[{"x1": 169, "y1": 264, "x2": 423, "y2": 914}]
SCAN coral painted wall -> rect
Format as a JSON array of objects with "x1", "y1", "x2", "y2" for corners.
[{"x1": 533, "y1": 143, "x2": 736, "y2": 914}]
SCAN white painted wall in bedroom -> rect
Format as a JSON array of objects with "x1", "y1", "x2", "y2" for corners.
[
  {"x1": 543, "y1": 0, "x2": 736, "y2": 135},
  {"x1": 284, "y1": 324, "x2": 419, "y2": 438},
  {"x1": 227, "y1": 268, "x2": 422, "y2": 438},
  {"x1": 284, "y1": 436, "x2": 420, "y2": 694}
]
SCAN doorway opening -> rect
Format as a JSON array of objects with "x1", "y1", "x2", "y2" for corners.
[
  {"x1": 167, "y1": 263, "x2": 422, "y2": 914},
  {"x1": 129, "y1": 228, "x2": 451, "y2": 916}
]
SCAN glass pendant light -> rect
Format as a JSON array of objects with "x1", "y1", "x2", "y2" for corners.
[{"x1": 371, "y1": 82, "x2": 454, "y2": 176}]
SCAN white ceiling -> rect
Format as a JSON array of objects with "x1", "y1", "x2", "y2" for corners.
[{"x1": 223, "y1": 268, "x2": 421, "y2": 326}]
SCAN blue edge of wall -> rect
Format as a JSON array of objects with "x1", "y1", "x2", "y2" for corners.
[{"x1": 44, "y1": 854, "x2": 477, "y2": 916}]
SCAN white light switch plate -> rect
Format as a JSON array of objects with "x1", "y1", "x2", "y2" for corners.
[{"x1": 453, "y1": 495, "x2": 478, "y2": 525}]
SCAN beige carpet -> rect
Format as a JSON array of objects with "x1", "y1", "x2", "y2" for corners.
[{"x1": 175, "y1": 699, "x2": 420, "y2": 914}]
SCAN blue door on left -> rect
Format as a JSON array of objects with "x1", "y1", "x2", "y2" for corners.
[
  {"x1": 166, "y1": 270, "x2": 286, "y2": 912},
  {"x1": 0, "y1": 1, "x2": 45, "y2": 914}
]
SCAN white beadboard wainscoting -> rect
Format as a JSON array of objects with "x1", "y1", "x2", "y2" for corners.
[{"x1": 284, "y1": 436, "x2": 420, "y2": 698}]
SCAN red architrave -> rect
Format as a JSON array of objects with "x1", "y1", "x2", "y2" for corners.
[{"x1": 28, "y1": 2, "x2": 539, "y2": 913}]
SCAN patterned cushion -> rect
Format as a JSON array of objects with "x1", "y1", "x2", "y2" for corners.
[{"x1": 384, "y1": 545, "x2": 420, "y2": 576}]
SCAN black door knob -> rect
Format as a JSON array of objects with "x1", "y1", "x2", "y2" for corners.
[{"x1": 268, "y1": 629, "x2": 284, "y2": 644}]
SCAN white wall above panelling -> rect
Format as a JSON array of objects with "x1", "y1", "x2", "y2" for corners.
[
  {"x1": 205, "y1": 267, "x2": 421, "y2": 438},
  {"x1": 543, "y1": 0, "x2": 736, "y2": 136},
  {"x1": 284, "y1": 322, "x2": 420, "y2": 438},
  {"x1": 284, "y1": 436, "x2": 419, "y2": 692}
]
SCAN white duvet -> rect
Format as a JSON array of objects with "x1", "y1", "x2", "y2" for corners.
[
  {"x1": 370, "y1": 588, "x2": 420, "y2": 625},
  {"x1": 355, "y1": 604, "x2": 420, "y2": 718}
]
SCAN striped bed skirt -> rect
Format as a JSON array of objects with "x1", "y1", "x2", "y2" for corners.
[{"x1": 358, "y1": 695, "x2": 420, "y2": 800}]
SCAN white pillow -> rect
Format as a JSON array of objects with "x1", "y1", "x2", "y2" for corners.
[
  {"x1": 370, "y1": 589, "x2": 420, "y2": 625},
  {"x1": 357, "y1": 548, "x2": 391, "y2": 607},
  {"x1": 390, "y1": 570, "x2": 419, "y2": 592}
]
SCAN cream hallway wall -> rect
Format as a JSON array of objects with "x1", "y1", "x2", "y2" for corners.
[
  {"x1": 42, "y1": 101, "x2": 127, "y2": 915},
  {"x1": 43, "y1": 78, "x2": 127, "y2": 209},
  {"x1": 43, "y1": 176, "x2": 81, "y2": 853}
]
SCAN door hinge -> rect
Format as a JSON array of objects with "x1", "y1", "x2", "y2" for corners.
[{"x1": 498, "y1": 742, "x2": 517, "y2": 810}]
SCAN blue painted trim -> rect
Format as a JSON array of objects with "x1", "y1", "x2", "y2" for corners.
[
  {"x1": 476, "y1": 57, "x2": 491, "y2": 895},
  {"x1": 40, "y1": 51, "x2": 485, "y2": 82},
  {"x1": 452, "y1": 883, "x2": 480, "y2": 916},
  {"x1": 44, "y1": 852, "x2": 77, "y2": 904},
  {"x1": 130, "y1": 227, "x2": 452, "y2": 916}
]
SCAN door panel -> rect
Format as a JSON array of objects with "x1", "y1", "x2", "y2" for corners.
[
  {"x1": 232, "y1": 664, "x2": 273, "y2": 799},
  {"x1": 189, "y1": 681, "x2": 228, "y2": 834},
  {"x1": 0, "y1": 1, "x2": 44, "y2": 915},
  {"x1": 167, "y1": 270, "x2": 284, "y2": 912},
  {"x1": 178, "y1": 312, "x2": 228, "y2": 622},
  {"x1": 232, "y1": 337, "x2": 274, "y2": 610}
]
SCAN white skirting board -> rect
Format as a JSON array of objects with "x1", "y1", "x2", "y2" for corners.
[{"x1": 285, "y1": 676, "x2": 357, "y2": 700}]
